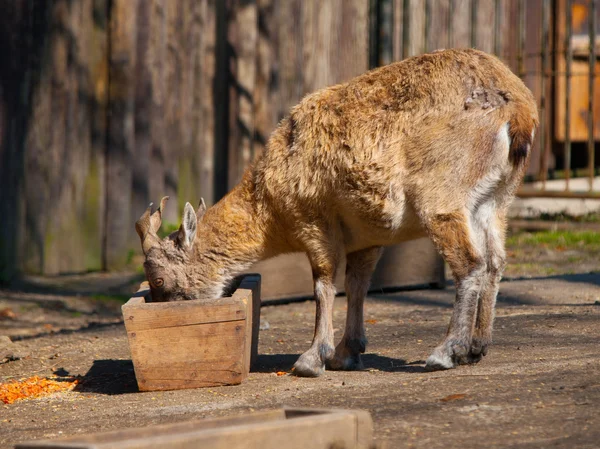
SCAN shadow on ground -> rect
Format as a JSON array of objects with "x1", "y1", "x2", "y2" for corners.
[
  {"x1": 75, "y1": 359, "x2": 139, "y2": 395},
  {"x1": 253, "y1": 353, "x2": 426, "y2": 374}
]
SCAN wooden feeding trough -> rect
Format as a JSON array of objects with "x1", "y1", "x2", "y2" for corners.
[
  {"x1": 16, "y1": 408, "x2": 373, "y2": 449},
  {"x1": 121, "y1": 274, "x2": 261, "y2": 391}
]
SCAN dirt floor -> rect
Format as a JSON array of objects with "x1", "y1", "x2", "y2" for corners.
[{"x1": 1, "y1": 230, "x2": 599, "y2": 448}]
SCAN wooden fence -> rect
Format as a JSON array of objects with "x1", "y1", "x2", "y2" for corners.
[{"x1": 0, "y1": 0, "x2": 597, "y2": 280}]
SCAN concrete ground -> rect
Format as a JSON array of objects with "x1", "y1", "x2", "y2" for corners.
[{"x1": 1, "y1": 269, "x2": 599, "y2": 448}]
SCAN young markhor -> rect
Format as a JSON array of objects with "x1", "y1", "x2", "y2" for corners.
[{"x1": 135, "y1": 49, "x2": 538, "y2": 377}]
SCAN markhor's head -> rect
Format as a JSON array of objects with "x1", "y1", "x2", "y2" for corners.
[{"x1": 135, "y1": 197, "x2": 225, "y2": 302}]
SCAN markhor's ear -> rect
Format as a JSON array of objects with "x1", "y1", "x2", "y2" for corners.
[
  {"x1": 197, "y1": 197, "x2": 207, "y2": 221},
  {"x1": 178, "y1": 202, "x2": 197, "y2": 249}
]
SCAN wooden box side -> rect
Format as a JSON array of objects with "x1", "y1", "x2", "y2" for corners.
[
  {"x1": 235, "y1": 274, "x2": 261, "y2": 373},
  {"x1": 130, "y1": 319, "x2": 246, "y2": 391},
  {"x1": 122, "y1": 295, "x2": 247, "y2": 333}
]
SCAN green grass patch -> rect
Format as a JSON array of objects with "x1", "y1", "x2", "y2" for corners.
[
  {"x1": 90, "y1": 294, "x2": 130, "y2": 304},
  {"x1": 507, "y1": 230, "x2": 600, "y2": 249}
]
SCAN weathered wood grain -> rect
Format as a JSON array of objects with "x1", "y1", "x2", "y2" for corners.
[
  {"x1": 129, "y1": 320, "x2": 247, "y2": 390},
  {"x1": 104, "y1": 0, "x2": 139, "y2": 269},
  {"x1": 123, "y1": 297, "x2": 247, "y2": 332},
  {"x1": 17, "y1": 408, "x2": 373, "y2": 449}
]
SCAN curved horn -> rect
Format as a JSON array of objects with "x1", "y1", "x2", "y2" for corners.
[
  {"x1": 135, "y1": 200, "x2": 167, "y2": 256},
  {"x1": 197, "y1": 197, "x2": 207, "y2": 221},
  {"x1": 135, "y1": 203, "x2": 154, "y2": 242},
  {"x1": 149, "y1": 196, "x2": 169, "y2": 235}
]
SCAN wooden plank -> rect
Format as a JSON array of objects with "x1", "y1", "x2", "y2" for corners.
[
  {"x1": 17, "y1": 410, "x2": 286, "y2": 448},
  {"x1": 393, "y1": 0, "x2": 405, "y2": 60},
  {"x1": 17, "y1": 410, "x2": 372, "y2": 449},
  {"x1": 229, "y1": 0, "x2": 258, "y2": 187},
  {"x1": 132, "y1": 0, "x2": 153, "y2": 221},
  {"x1": 237, "y1": 274, "x2": 262, "y2": 371},
  {"x1": 0, "y1": 2, "x2": 21, "y2": 281},
  {"x1": 475, "y1": 0, "x2": 496, "y2": 52},
  {"x1": 249, "y1": 238, "x2": 445, "y2": 301},
  {"x1": 86, "y1": 0, "x2": 110, "y2": 273},
  {"x1": 104, "y1": 0, "x2": 139, "y2": 269},
  {"x1": 427, "y1": 0, "x2": 450, "y2": 52},
  {"x1": 302, "y1": 0, "x2": 343, "y2": 91},
  {"x1": 450, "y1": 0, "x2": 472, "y2": 48},
  {"x1": 407, "y1": 0, "x2": 425, "y2": 57},
  {"x1": 187, "y1": 0, "x2": 213, "y2": 206},
  {"x1": 176, "y1": 0, "x2": 204, "y2": 213},
  {"x1": 129, "y1": 320, "x2": 246, "y2": 390},
  {"x1": 13, "y1": 0, "x2": 107, "y2": 275},
  {"x1": 338, "y1": 0, "x2": 369, "y2": 81},
  {"x1": 147, "y1": 0, "x2": 167, "y2": 208},
  {"x1": 200, "y1": 0, "x2": 217, "y2": 204},
  {"x1": 253, "y1": 0, "x2": 275, "y2": 160},
  {"x1": 122, "y1": 296, "x2": 248, "y2": 332},
  {"x1": 17, "y1": 409, "x2": 373, "y2": 449},
  {"x1": 555, "y1": 0, "x2": 600, "y2": 141},
  {"x1": 162, "y1": 0, "x2": 182, "y2": 223},
  {"x1": 17, "y1": 0, "x2": 54, "y2": 275},
  {"x1": 272, "y1": 0, "x2": 303, "y2": 121}
]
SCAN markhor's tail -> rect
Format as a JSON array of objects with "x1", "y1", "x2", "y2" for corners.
[{"x1": 508, "y1": 109, "x2": 538, "y2": 167}]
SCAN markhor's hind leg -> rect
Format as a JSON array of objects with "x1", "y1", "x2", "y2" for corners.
[
  {"x1": 328, "y1": 247, "x2": 383, "y2": 371},
  {"x1": 423, "y1": 211, "x2": 486, "y2": 371},
  {"x1": 470, "y1": 211, "x2": 507, "y2": 362}
]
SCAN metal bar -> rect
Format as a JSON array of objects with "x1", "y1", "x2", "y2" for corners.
[
  {"x1": 564, "y1": 0, "x2": 572, "y2": 191},
  {"x1": 402, "y1": 0, "x2": 410, "y2": 59},
  {"x1": 517, "y1": 188, "x2": 600, "y2": 199},
  {"x1": 588, "y1": 0, "x2": 597, "y2": 190},
  {"x1": 517, "y1": 0, "x2": 525, "y2": 78},
  {"x1": 448, "y1": 0, "x2": 454, "y2": 48},
  {"x1": 494, "y1": 0, "x2": 502, "y2": 56},
  {"x1": 471, "y1": 0, "x2": 478, "y2": 48},
  {"x1": 538, "y1": 0, "x2": 550, "y2": 188}
]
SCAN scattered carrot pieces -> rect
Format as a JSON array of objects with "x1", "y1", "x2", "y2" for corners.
[
  {"x1": 0, "y1": 376, "x2": 79, "y2": 404},
  {"x1": 439, "y1": 393, "x2": 467, "y2": 402},
  {"x1": 365, "y1": 319, "x2": 378, "y2": 324},
  {"x1": 0, "y1": 308, "x2": 16, "y2": 320},
  {"x1": 276, "y1": 371, "x2": 287, "y2": 376}
]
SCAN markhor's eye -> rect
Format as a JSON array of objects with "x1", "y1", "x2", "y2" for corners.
[{"x1": 154, "y1": 278, "x2": 164, "y2": 288}]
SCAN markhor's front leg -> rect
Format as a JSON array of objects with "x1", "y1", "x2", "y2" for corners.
[{"x1": 293, "y1": 276, "x2": 337, "y2": 377}]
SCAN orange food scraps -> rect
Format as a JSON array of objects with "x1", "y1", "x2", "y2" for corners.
[
  {"x1": 276, "y1": 371, "x2": 287, "y2": 376},
  {"x1": 0, "y1": 376, "x2": 79, "y2": 404},
  {"x1": 439, "y1": 393, "x2": 467, "y2": 402}
]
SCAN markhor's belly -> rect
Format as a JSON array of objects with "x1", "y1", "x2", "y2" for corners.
[{"x1": 338, "y1": 201, "x2": 426, "y2": 253}]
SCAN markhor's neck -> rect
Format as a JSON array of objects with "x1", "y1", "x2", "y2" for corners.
[{"x1": 193, "y1": 178, "x2": 274, "y2": 276}]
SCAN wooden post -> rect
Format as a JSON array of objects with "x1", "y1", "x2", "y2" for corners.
[
  {"x1": 227, "y1": 0, "x2": 258, "y2": 189},
  {"x1": 253, "y1": 0, "x2": 275, "y2": 160},
  {"x1": 104, "y1": 0, "x2": 138, "y2": 270},
  {"x1": 200, "y1": 0, "x2": 217, "y2": 205}
]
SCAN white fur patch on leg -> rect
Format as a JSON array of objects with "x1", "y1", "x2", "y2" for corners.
[{"x1": 425, "y1": 352, "x2": 454, "y2": 371}]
